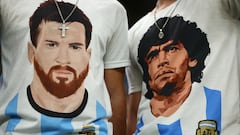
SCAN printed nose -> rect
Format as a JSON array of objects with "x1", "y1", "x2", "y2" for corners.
[
  {"x1": 157, "y1": 52, "x2": 169, "y2": 67},
  {"x1": 56, "y1": 46, "x2": 70, "y2": 64},
  {"x1": 158, "y1": 61, "x2": 169, "y2": 68}
]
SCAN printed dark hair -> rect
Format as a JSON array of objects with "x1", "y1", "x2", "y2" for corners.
[
  {"x1": 138, "y1": 16, "x2": 210, "y2": 99},
  {"x1": 29, "y1": 0, "x2": 92, "y2": 48}
]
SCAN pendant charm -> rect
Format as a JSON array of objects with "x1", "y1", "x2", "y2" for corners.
[
  {"x1": 158, "y1": 29, "x2": 164, "y2": 39},
  {"x1": 59, "y1": 23, "x2": 69, "y2": 38}
]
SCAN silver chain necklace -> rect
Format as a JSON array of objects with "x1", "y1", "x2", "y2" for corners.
[
  {"x1": 54, "y1": 0, "x2": 80, "y2": 38},
  {"x1": 154, "y1": 0, "x2": 182, "y2": 39}
]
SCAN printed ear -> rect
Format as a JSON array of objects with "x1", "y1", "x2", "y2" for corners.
[
  {"x1": 189, "y1": 59, "x2": 197, "y2": 67},
  {"x1": 87, "y1": 47, "x2": 91, "y2": 57},
  {"x1": 28, "y1": 42, "x2": 35, "y2": 64}
]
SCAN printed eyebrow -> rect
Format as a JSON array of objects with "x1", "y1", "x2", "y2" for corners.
[
  {"x1": 146, "y1": 43, "x2": 179, "y2": 60},
  {"x1": 146, "y1": 49, "x2": 159, "y2": 60},
  {"x1": 45, "y1": 40, "x2": 58, "y2": 45},
  {"x1": 69, "y1": 42, "x2": 84, "y2": 46},
  {"x1": 44, "y1": 40, "x2": 84, "y2": 47},
  {"x1": 45, "y1": 39, "x2": 58, "y2": 43}
]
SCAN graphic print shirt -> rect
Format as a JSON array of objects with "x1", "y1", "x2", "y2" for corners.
[{"x1": 126, "y1": 0, "x2": 240, "y2": 134}]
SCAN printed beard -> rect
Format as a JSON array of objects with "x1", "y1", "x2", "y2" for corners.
[
  {"x1": 156, "y1": 82, "x2": 177, "y2": 96},
  {"x1": 34, "y1": 59, "x2": 89, "y2": 98}
]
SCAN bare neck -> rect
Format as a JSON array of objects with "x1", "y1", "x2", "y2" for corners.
[{"x1": 155, "y1": 0, "x2": 177, "y2": 11}]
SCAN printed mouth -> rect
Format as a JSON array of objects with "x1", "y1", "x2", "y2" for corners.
[
  {"x1": 155, "y1": 70, "x2": 173, "y2": 80},
  {"x1": 54, "y1": 69, "x2": 73, "y2": 76}
]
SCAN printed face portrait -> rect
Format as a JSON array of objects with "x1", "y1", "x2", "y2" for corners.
[
  {"x1": 138, "y1": 16, "x2": 210, "y2": 99},
  {"x1": 145, "y1": 40, "x2": 197, "y2": 96},
  {"x1": 29, "y1": 21, "x2": 90, "y2": 98}
]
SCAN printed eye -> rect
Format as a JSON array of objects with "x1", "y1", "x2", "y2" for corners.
[
  {"x1": 165, "y1": 44, "x2": 179, "y2": 53},
  {"x1": 46, "y1": 41, "x2": 58, "y2": 48},
  {"x1": 69, "y1": 44, "x2": 82, "y2": 50},
  {"x1": 146, "y1": 50, "x2": 160, "y2": 63}
]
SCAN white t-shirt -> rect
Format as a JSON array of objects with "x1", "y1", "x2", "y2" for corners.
[
  {"x1": 0, "y1": 0, "x2": 130, "y2": 134},
  {"x1": 126, "y1": 0, "x2": 240, "y2": 134}
]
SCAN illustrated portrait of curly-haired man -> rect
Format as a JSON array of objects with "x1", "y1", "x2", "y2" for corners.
[{"x1": 138, "y1": 16, "x2": 210, "y2": 117}]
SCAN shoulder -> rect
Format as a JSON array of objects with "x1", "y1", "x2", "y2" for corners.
[
  {"x1": 128, "y1": 12, "x2": 154, "y2": 47},
  {"x1": 129, "y1": 12, "x2": 153, "y2": 33},
  {"x1": 220, "y1": 0, "x2": 240, "y2": 19},
  {"x1": 85, "y1": 0, "x2": 126, "y2": 15},
  {"x1": 78, "y1": 0, "x2": 127, "y2": 26}
]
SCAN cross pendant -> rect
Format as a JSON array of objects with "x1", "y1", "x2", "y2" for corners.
[{"x1": 59, "y1": 23, "x2": 69, "y2": 38}]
